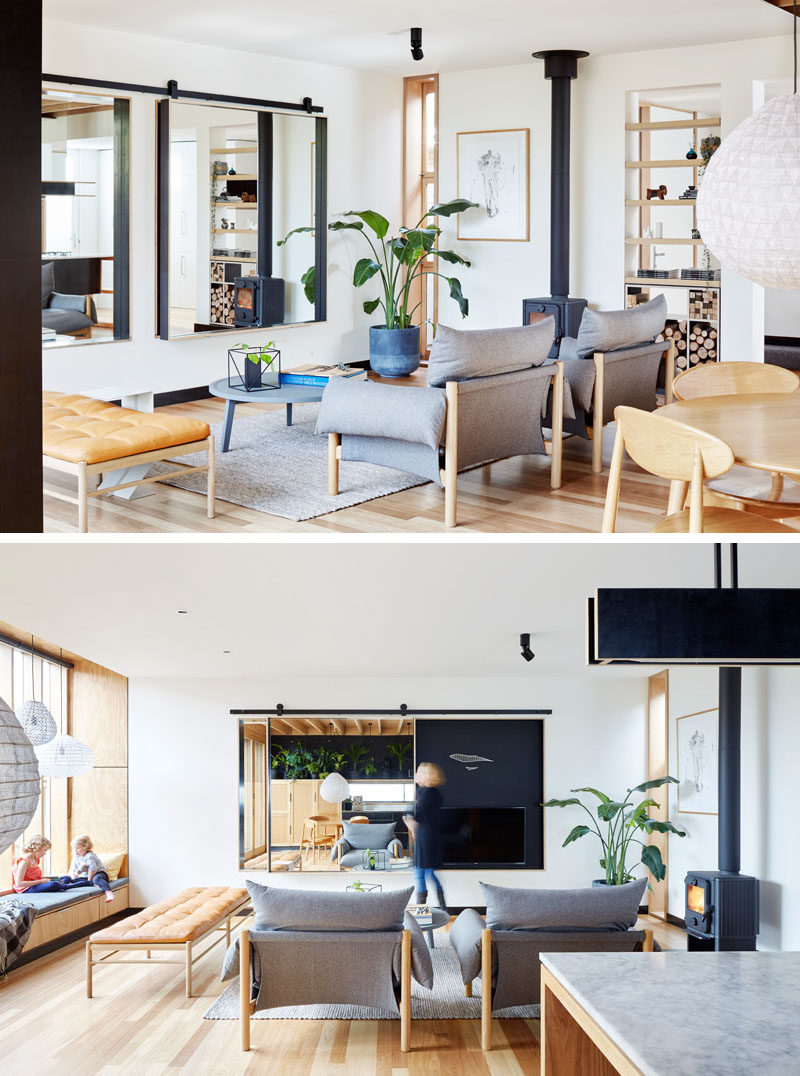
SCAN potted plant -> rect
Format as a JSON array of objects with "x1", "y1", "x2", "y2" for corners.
[
  {"x1": 279, "y1": 198, "x2": 478, "y2": 376},
  {"x1": 343, "y1": 740, "x2": 369, "y2": 778},
  {"x1": 364, "y1": 848, "x2": 377, "y2": 871},
  {"x1": 270, "y1": 746, "x2": 286, "y2": 780},
  {"x1": 385, "y1": 739, "x2": 413, "y2": 778},
  {"x1": 228, "y1": 340, "x2": 280, "y2": 392},
  {"x1": 282, "y1": 741, "x2": 313, "y2": 780},
  {"x1": 543, "y1": 777, "x2": 686, "y2": 886},
  {"x1": 364, "y1": 757, "x2": 378, "y2": 777}
]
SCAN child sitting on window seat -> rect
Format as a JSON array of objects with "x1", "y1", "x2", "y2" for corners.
[
  {"x1": 69, "y1": 835, "x2": 115, "y2": 903},
  {"x1": 12, "y1": 836, "x2": 94, "y2": 894}
]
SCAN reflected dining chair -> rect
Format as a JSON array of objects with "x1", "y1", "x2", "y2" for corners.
[
  {"x1": 672, "y1": 361, "x2": 800, "y2": 520},
  {"x1": 299, "y1": 816, "x2": 338, "y2": 863},
  {"x1": 601, "y1": 406, "x2": 796, "y2": 533}
]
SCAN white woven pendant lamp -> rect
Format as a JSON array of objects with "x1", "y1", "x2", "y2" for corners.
[
  {"x1": 320, "y1": 771, "x2": 350, "y2": 804},
  {"x1": 697, "y1": 5, "x2": 800, "y2": 288},
  {"x1": 17, "y1": 699, "x2": 57, "y2": 746},
  {"x1": 0, "y1": 695, "x2": 40, "y2": 854},
  {"x1": 36, "y1": 734, "x2": 95, "y2": 778}
]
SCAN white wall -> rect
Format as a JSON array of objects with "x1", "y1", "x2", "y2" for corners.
[
  {"x1": 438, "y1": 36, "x2": 793, "y2": 359},
  {"x1": 42, "y1": 20, "x2": 402, "y2": 394},
  {"x1": 128, "y1": 672, "x2": 646, "y2": 908}
]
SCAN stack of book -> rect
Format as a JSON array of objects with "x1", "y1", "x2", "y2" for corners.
[
  {"x1": 42, "y1": 327, "x2": 57, "y2": 344},
  {"x1": 281, "y1": 364, "x2": 367, "y2": 387},
  {"x1": 407, "y1": 903, "x2": 433, "y2": 927}
]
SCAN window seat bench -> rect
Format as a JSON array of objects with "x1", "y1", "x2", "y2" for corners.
[{"x1": 0, "y1": 878, "x2": 130, "y2": 956}]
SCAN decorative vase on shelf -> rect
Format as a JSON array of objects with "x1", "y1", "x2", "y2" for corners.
[{"x1": 686, "y1": 145, "x2": 698, "y2": 161}]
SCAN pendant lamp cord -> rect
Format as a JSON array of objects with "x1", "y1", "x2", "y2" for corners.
[{"x1": 795, "y1": 0, "x2": 798, "y2": 95}]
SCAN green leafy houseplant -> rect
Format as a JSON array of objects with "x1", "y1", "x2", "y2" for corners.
[
  {"x1": 543, "y1": 777, "x2": 686, "y2": 886},
  {"x1": 364, "y1": 848, "x2": 377, "y2": 871},
  {"x1": 282, "y1": 741, "x2": 314, "y2": 780},
  {"x1": 270, "y1": 746, "x2": 286, "y2": 778},
  {"x1": 238, "y1": 340, "x2": 278, "y2": 367},
  {"x1": 385, "y1": 739, "x2": 413, "y2": 776},
  {"x1": 279, "y1": 199, "x2": 478, "y2": 325},
  {"x1": 343, "y1": 740, "x2": 370, "y2": 777}
]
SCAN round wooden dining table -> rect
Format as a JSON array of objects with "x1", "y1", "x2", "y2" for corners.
[{"x1": 660, "y1": 393, "x2": 800, "y2": 478}]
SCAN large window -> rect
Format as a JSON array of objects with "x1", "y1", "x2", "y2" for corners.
[{"x1": 0, "y1": 640, "x2": 68, "y2": 885}]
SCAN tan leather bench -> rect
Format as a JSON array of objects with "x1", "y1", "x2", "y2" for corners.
[
  {"x1": 42, "y1": 392, "x2": 215, "y2": 532},
  {"x1": 87, "y1": 886, "x2": 248, "y2": 998}
]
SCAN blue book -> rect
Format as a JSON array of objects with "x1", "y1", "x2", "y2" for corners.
[{"x1": 281, "y1": 367, "x2": 367, "y2": 387}]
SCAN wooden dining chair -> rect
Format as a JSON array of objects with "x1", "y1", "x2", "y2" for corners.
[
  {"x1": 601, "y1": 406, "x2": 796, "y2": 533},
  {"x1": 672, "y1": 360, "x2": 800, "y2": 401},
  {"x1": 672, "y1": 361, "x2": 800, "y2": 519}
]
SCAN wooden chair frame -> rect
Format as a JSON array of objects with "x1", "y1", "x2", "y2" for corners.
[
  {"x1": 479, "y1": 926, "x2": 653, "y2": 1052},
  {"x1": 44, "y1": 435, "x2": 216, "y2": 532},
  {"x1": 589, "y1": 342, "x2": 675, "y2": 474},
  {"x1": 673, "y1": 360, "x2": 800, "y2": 402},
  {"x1": 86, "y1": 895, "x2": 249, "y2": 1000},
  {"x1": 327, "y1": 365, "x2": 564, "y2": 529},
  {"x1": 239, "y1": 927, "x2": 412, "y2": 1052}
]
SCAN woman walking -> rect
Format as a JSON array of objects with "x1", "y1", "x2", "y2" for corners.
[{"x1": 405, "y1": 762, "x2": 446, "y2": 910}]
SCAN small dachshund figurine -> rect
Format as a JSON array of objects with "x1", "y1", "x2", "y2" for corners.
[{"x1": 646, "y1": 185, "x2": 668, "y2": 200}]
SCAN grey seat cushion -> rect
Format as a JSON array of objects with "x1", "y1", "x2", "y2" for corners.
[
  {"x1": 41, "y1": 308, "x2": 92, "y2": 334},
  {"x1": 481, "y1": 878, "x2": 646, "y2": 931},
  {"x1": 765, "y1": 343, "x2": 800, "y2": 372},
  {"x1": 316, "y1": 378, "x2": 446, "y2": 449},
  {"x1": 576, "y1": 294, "x2": 667, "y2": 359},
  {"x1": 0, "y1": 877, "x2": 129, "y2": 914},
  {"x1": 246, "y1": 879, "x2": 413, "y2": 932},
  {"x1": 42, "y1": 262, "x2": 54, "y2": 309},
  {"x1": 426, "y1": 318, "x2": 555, "y2": 387},
  {"x1": 339, "y1": 821, "x2": 396, "y2": 850}
]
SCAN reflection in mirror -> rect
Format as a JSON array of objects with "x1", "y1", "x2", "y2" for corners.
[
  {"x1": 163, "y1": 102, "x2": 324, "y2": 339},
  {"x1": 239, "y1": 718, "x2": 415, "y2": 872},
  {"x1": 41, "y1": 87, "x2": 130, "y2": 348}
]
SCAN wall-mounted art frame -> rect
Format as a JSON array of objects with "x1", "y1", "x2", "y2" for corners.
[
  {"x1": 677, "y1": 707, "x2": 718, "y2": 815},
  {"x1": 456, "y1": 128, "x2": 530, "y2": 241}
]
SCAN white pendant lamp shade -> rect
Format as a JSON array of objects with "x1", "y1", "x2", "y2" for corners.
[
  {"x1": 16, "y1": 699, "x2": 58, "y2": 746},
  {"x1": 36, "y1": 734, "x2": 95, "y2": 778},
  {"x1": 697, "y1": 95, "x2": 800, "y2": 289},
  {"x1": 0, "y1": 695, "x2": 40, "y2": 854},
  {"x1": 320, "y1": 771, "x2": 350, "y2": 804}
]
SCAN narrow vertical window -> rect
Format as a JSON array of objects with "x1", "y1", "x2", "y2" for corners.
[{"x1": 403, "y1": 74, "x2": 438, "y2": 360}]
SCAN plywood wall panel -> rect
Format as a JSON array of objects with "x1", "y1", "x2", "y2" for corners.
[
  {"x1": 70, "y1": 768, "x2": 128, "y2": 854},
  {"x1": 71, "y1": 658, "x2": 127, "y2": 767}
]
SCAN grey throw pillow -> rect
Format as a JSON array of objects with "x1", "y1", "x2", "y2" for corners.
[
  {"x1": 247, "y1": 880, "x2": 413, "y2": 932},
  {"x1": 481, "y1": 878, "x2": 646, "y2": 932},
  {"x1": 42, "y1": 262, "x2": 54, "y2": 309},
  {"x1": 342, "y1": 821, "x2": 395, "y2": 850},
  {"x1": 427, "y1": 318, "x2": 555, "y2": 387},
  {"x1": 576, "y1": 294, "x2": 667, "y2": 359}
]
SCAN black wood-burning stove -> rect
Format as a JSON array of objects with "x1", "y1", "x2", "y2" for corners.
[
  {"x1": 685, "y1": 548, "x2": 760, "y2": 952},
  {"x1": 523, "y1": 50, "x2": 588, "y2": 357},
  {"x1": 233, "y1": 275, "x2": 285, "y2": 328}
]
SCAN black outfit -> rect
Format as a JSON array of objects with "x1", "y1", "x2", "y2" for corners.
[{"x1": 414, "y1": 785, "x2": 445, "y2": 908}]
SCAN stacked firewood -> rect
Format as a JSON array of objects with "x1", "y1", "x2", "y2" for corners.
[
  {"x1": 658, "y1": 319, "x2": 717, "y2": 369},
  {"x1": 210, "y1": 283, "x2": 235, "y2": 325}
]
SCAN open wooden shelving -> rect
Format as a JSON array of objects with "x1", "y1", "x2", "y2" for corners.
[
  {"x1": 212, "y1": 228, "x2": 257, "y2": 235},
  {"x1": 212, "y1": 172, "x2": 257, "y2": 181},
  {"x1": 213, "y1": 201, "x2": 257, "y2": 208},
  {"x1": 625, "y1": 199, "x2": 696, "y2": 207},
  {"x1": 210, "y1": 145, "x2": 257, "y2": 153},
  {"x1": 626, "y1": 159, "x2": 703, "y2": 169},
  {"x1": 625, "y1": 116, "x2": 721, "y2": 132},
  {"x1": 625, "y1": 237, "x2": 704, "y2": 246}
]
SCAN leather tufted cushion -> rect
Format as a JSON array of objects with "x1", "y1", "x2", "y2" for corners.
[
  {"x1": 42, "y1": 392, "x2": 210, "y2": 465},
  {"x1": 90, "y1": 886, "x2": 248, "y2": 944}
]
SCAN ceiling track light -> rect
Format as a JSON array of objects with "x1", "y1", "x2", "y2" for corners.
[
  {"x1": 410, "y1": 27, "x2": 424, "y2": 62},
  {"x1": 520, "y1": 633, "x2": 535, "y2": 663}
]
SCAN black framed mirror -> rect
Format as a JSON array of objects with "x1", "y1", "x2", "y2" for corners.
[
  {"x1": 41, "y1": 85, "x2": 131, "y2": 348},
  {"x1": 157, "y1": 100, "x2": 327, "y2": 339}
]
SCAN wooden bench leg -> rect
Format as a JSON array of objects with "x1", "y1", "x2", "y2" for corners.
[
  {"x1": 481, "y1": 928, "x2": 492, "y2": 1051},
  {"x1": 551, "y1": 362, "x2": 564, "y2": 490},
  {"x1": 226, "y1": 915, "x2": 231, "y2": 947},
  {"x1": 465, "y1": 981, "x2": 473, "y2": 998},
  {"x1": 86, "y1": 941, "x2": 93, "y2": 998},
  {"x1": 444, "y1": 382, "x2": 458, "y2": 529},
  {"x1": 185, "y1": 942, "x2": 193, "y2": 998},
  {"x1": 78, "y1": 461, "x2": 89, "y2": 533},
  {"x1": 328, "y1": 433, "x2": 340, "y2": 495},
  {"x1": 240, "y1": 928, "x2": 251, "y2": 1052},
  {"x1": 207, "y1": 435, "x2": 216, "y2": 518},
  {"x1": 592, "y1": 355, "x2": 605, "y2": 474},
  {"x1": 400, "y1": 929, "x2": 411, "y2": 1052}
]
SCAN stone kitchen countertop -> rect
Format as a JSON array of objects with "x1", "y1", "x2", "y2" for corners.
[{"x1": 541, "y1": 950, "x2": 800, "y2": 1076}]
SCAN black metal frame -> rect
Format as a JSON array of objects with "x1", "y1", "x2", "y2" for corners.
[
  {"x1": 113, "y1": 98, "x2": 131, "y2": 339},
  {"x1": 156, "y1": 99, "x2": 170, "y2": 339},
  {"x1": 0, "y1": 632, "x2": 74, "y2": 668},
  {"x1": 233, "y1": 706, "x2": 552, "y2": 716}
]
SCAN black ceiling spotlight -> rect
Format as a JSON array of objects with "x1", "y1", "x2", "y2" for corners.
[
  {"x1": 520, "y1": 633, "x2": 535, "y2": 662},
  {"x1": 410, "y1": 27, "x2": 424, "y2": 62}
]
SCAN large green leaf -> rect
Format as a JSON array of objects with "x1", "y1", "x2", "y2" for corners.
[
  {"x1": 571, "y1": 787, "x2": 610, "y2": 804},
  {"x1": 329, "y1": 220, "x2": 365, "y2": 233},
  {"x1": 278, "y1": 225, "x2": 314, "y2": 246},
  {"x1": 301, "y1": 265, "x2": 316, "y2": 304},
  {"x1": 640, "y1": 843, "x2": 666, "y2": 881},
  {"x1": 363, "y1": 297, "x2": 382, "y2": 315},
  {"x1": 562, "y1": 825, "x2": 591, "y2": 847},
  {"x1": 402, "y1": 227, "x2": 437, "y2": 253},
  {"x1": 643, "y1": 819, "x2": 687, "y2": 837},
  {"x1": 597, "y1": 801, "x2": 624, "y2": 822},
  {"x1": 542, "y1": 797, "x2": 582, "y2": 808},
  {"x1": 341, "y1": 210, "x2": 390, "y2": 238},
  {"x1": 447, "y1": 276, "x2": 468, "y2": 318},
  {"x1": 631, "y1": 776, "x2": 679, "y2": 794},
  {"x1": 424, "y1": 198, "x2": 479, "y2": 218},
  {"x1": 431, "y1": 249, "x2": 471, "y2": 267},
  {"x1": 353, "y1": 258, "x2": 382, "y2": 287}
]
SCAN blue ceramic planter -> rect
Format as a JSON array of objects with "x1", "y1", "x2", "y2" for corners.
[{"x1": 369, "y1": 325, "x2": 420, "y2": 377}]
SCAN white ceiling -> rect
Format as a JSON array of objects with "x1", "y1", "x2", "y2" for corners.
[
  {"x1": 0, "y1": 542, "x2": 797, "y2": 680},
  {"x1": 43, "y1": 0, "x2": 790, "y2": 74}
]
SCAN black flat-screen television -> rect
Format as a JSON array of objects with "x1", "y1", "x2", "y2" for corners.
[{"x1": 441, "y1": 807, "x2": 526, "y2": 867}]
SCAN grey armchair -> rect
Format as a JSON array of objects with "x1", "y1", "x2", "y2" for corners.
[
  {"x1": 331, "y1": 821, "x2": 403, "y2": 869},
  {"x1": 558, "y1": 294, "x2": 675, "y2": 473},
  {"x1": 317, "y1": 319, "x2": 564, "y2": 528},
  {"x1": 42, "y1": 262, "x2": 97, "y2": 338},
  {"x1": 449, "y1": 880, "x2": 653, "y2": 1050},
  {"x1": 222, "y1": 883, "x2": 433, "y2": 1052}
]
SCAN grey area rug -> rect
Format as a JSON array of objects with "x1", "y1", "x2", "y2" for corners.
[
  {"x1": 147, "y1": 404, "x2": 427, "y2": 521},
  {"x1": 203, "y1": 942, "x2": 539, "y2": 1021}
]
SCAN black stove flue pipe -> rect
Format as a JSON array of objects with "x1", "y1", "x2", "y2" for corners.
[
  {"x1": 716, "y1": 545, "x2": 741, "y2": 876},
  {"x1": 532, "y1": 49, "x2": 588, "y2": 299}
]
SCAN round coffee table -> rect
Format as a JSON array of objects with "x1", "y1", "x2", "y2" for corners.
[
  {"x1": 208, "y1": 377, "x2": 324, "y2": 453},
  {"x1": 418, "y1": 907, "x2": 450, "y2": 949}
]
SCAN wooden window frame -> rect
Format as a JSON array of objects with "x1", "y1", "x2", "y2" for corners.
[{"x1": 403, "y1": 74, "x2": 438, "y2": 362}]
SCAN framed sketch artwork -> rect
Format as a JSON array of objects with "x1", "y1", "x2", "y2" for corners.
[
  {"x1": 677, "y1": 708, "x2": 718, "y2": 815},
  {"x1": 456, "y1": 129, "x2": 530, "y2": 241}
]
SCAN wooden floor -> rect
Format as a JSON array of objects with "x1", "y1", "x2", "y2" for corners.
[
  {"x1": 0, "y1": 915, "x2": 683, "y2": 1074},
  {"x1": 42, "y1": 395, "x2": 676, "y2": 534}
]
